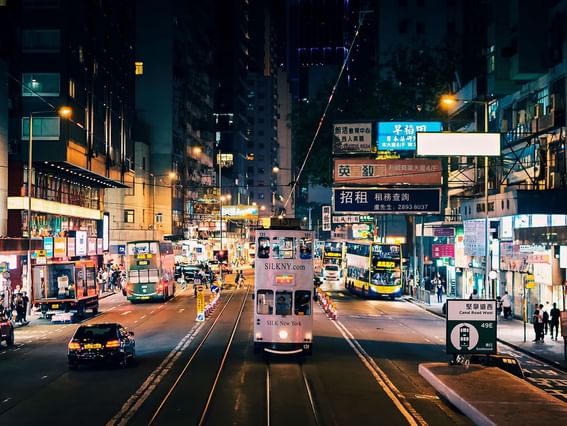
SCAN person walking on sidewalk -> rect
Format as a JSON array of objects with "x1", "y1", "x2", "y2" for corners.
[
  {"x1": 502, "y1": 291, "x2": 512, "y2": 319},
  {"x1": 532, "y1": 305, "x2": 544, "y2": 342},
  {"x1": 549, "y1": 303, "x2": 560, "y2": 341},
  {"x1": 436, "y1": 280, "x2": 444, "y2": 303}
]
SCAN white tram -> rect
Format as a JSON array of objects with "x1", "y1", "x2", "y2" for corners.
[{"x1": 253, "y1": 218, "x2": 314, "y2": 355}]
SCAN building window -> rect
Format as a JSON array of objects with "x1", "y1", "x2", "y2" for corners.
[
  {"x1": 22, "y1": 29, "x2": 60, "y2": 51},
  {"x1": 22, "y1": 73, "x2": 60, "y2": 96},
  {"x1": 487, "y1": 45, "x2": 495, "y2": 73},
  {"x1": 155, "y1": 213, "x2": 163, "y2": 223},
  {"x1": 69, "y1": 79, "x2": 76, "y2": 98},
  {"x1": 124, "y1": 210, "x2": 134, "y2": 223},
  {"x1": 259, "y1": 193, "x2": 265, "y2": 199},
  {"x1": 21, "y1": 117, "x2": 60, "y2": 140},
  {"x1": 135, "y1": 61, "x2": 144, "y2": 75}
]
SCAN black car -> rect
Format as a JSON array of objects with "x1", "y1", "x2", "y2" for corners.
[{"x1": 68, "y1": 322, "x2": 135, "y2": 369}]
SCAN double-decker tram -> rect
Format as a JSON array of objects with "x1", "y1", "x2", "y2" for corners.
[
  {"x1": 253, "y1": 218, "x2": 314, "y2": 355},
  {"x1": 125, "y1": 240, "x2": 176, "y2": 302},
  {"x1": 345, "y1": 241, "x2": 402, "y2": 299}
]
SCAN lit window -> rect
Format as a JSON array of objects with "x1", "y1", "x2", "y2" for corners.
[
  {"x1": 135, "y1": 61, "x2": 144, "y2": 75},
  {"x1": 21, "y1": 117, "x2": 60, "y2": 140},
  {"x1": 22, "y1": 73, "x2": 60, "y2": 97},
  {"x1": 22, "y1": 29, "x2": 60, "y2": 51},
  {"x1": 69, "y1": 79, "x2": 76, "y2": 98},
  {"x1": 124, "y1": 210, "x2": 135, "y2": 223}
]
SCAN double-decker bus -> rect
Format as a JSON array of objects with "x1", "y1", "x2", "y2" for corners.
[
  {"x1": 345, "y1": 241, "x2": 402, "y2": 299},
  {"x1": 253, "y1": 218, "x2": 314, "y2": 355},
  {"x1": 125, "y1": 240, "x2": 176, "y2": 302},
  {"x1": 322, "y1": 240, "x2": 345, "y2": 267}
]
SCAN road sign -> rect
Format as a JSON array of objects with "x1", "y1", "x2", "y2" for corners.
[
  {"x1": 446, "y1": 299, "x2": 497, "y2": 355},
  {"x1": 196, "y1": 285, "x2": 205, "y2": 322}
]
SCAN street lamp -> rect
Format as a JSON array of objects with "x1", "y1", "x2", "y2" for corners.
[
  {"x1": 149, "y1": 171, "x2": 177, "y2": 240},
  {"x1": 441, "y1": 94, "x2": 492, "y2": 298},
  {"x1": 25, "y1": 106, "x2": 72, "y2": 310}
]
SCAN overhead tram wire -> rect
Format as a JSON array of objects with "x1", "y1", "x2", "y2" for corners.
[{"x1": 282, "y1": 10, "x2": 369, "y2": 211}]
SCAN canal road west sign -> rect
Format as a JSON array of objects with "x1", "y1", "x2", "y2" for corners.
[{"x1": 446, "y1": 299, "x2": 497, "y2": 355}]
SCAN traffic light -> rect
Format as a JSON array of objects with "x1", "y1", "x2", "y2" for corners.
[{"x1": 215, "y1": 250, "x2": 228, "y2": 262}]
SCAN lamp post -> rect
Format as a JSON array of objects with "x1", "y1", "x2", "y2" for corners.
[
  {"x1": 149, "y1": 171, "x2": 176, "y2": 241},
  {"x1": 25, "y1": 107, "x2": 72, "y2": 310},
  {"x1": 441, "y1": 95, "x2": 492, "y2": 298}
]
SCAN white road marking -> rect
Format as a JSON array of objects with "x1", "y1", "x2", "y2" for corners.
[
  {"x1": 41, "y1": 376, "x2": 48, "y2": 380},
  {"x1": 107, "y1": 322, "x2": 205, "y2": 426},
  {"x1": 140, "y1": 315, "x2": 147, "y2": 320},
  {"x1": 332, "y1": 319, "x2": 426, "y2": 426},
  {"x1": 2, "y1": 398, "x2": 12, "y2": 404},
  {"x1": 178, "y1": 309, "x2": 185, "y2": 313},
  {"x1": 121, "y1": 311, "x2": 132, "y2": 316}
]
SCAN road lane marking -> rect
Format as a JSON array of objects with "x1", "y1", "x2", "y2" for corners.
[
  {"x1": 2, "y1": 398, "x2": 12, "y2": 404},
  {"x1": 107, "y1": 322, "x2": 205, "y2": 426},
  {"x1": 332, "y1": 319, "x2": 426, "y2": 426},
  {"x1": 121, "y1": 311, "x2": 132, "y2": 316},
  {"x1": 178, "y1": 309, "x2": 185, "y2": 313},
  {"x1": 140, "y1": 315, "x2": 147, "y2": 320},
  {"x1": 41, "y1": 376, "x2": 48, "y2": 380}
]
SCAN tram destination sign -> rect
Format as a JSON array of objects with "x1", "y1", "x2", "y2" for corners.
[
  {"x1": 333, "y1": 188, "x2": 441, "y2": 214},
  {"x1": 446, "y1": 299, "x2": 497, "y2": 355}
]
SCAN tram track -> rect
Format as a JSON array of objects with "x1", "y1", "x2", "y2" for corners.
[
  {"x1": 265, "y1": 356, "x2": 321, "y2": 426},
  {"x1": 146, "y1": 285, "x2": 251, "y2": 426}
]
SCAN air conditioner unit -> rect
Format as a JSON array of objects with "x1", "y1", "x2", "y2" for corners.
[{"x1": 548, "y1": 94, "x2": 556, "y2": 113}]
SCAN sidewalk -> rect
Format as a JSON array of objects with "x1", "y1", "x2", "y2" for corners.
[{"x1": 408, "y1": 296, "x2": 567, "y2": 371}]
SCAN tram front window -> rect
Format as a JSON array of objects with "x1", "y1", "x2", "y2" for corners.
[
  {"x1": 294, "y1": 290, "x2": 311, "y2": 315},
  {"x1": 258, "y1": 237, "x2": 270, "y2": 259},
  {"x1": 275, "y1": 291, "x2": 292, "y2": 316},
  {"x1": 256, "y1": 290, "x2": 274, "y2": 315}
]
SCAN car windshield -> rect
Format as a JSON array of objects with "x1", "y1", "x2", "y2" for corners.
[
  {"x1": 325, "y1": 265, "x2": 339, "y2": 271},
  {"x1": 74, "y1": 325, "x2": 117, "y2": 341}
]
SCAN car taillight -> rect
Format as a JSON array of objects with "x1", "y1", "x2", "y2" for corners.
[
  {"x1": 68, "y1": 341, "x2": 81, "y2": 350},
  {"x1": 158, "y1": 284, "x2": 163, "y2": 291},
  {"x1": 106, "y1": 340, "x2": 121, "y2": 348}
]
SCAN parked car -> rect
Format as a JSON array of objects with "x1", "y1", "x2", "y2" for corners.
[
  {"x1": 0, "y1": 312, "x2": 14, "y2": 347},
  {"x1": 68, "y1": 322, "x2": 135, "y2": 369},
  {"x1": 469, "y1": 353, "x2": 528, "y2": 379}
]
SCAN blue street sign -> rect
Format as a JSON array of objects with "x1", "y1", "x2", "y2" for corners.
[
  {"x1": 377, "y1": 121, "x2": 443, "y2": 151},
  {"x1": 333, "y1": 188, "x2": 441, "y2": 214}
]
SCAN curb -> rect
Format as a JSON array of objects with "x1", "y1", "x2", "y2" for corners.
[{"x1": 406, "y1": 297, "x2": 567, "y2": 372}]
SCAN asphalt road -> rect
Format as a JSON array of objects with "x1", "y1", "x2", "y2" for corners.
[{"x1": 3, "y1": 274, "x2": 559, "y2": 425}]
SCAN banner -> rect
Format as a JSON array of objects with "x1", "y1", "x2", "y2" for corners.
[
  {"x1": 333, "y1": 122, "x2": 372, "y2": 154},
  {"x1": 333, "y1": 158, "x2": 441, "y2": 185},
  {"x1": 333, "y1": 188, "x2": 441, "y2": 214},
  {"x1": 463, "y1": 220, "x2": 486, "y2": 257},
  {"x1": 322, "y1": 206, "x2": 331, "y2": 231}
]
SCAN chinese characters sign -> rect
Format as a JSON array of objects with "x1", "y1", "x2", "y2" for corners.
[
  {"x1": 446, "y1": 300, "x2": 497, "y2": 355},
  {"x1": 333, "y1": 122, "x2": 372, "y2": 154},
  {"x1": 463, "y1": 220, "x2": 486, "y2": 257},
  {"x1": 432, "y1": 244, "x2": 455, "y2": 258},
  {"x1": 377, "y1": 121, "x2": 443, "y2": 151},
  {"x1": 322, "y1": 206, "x2": 331, "y2": 231},
  {"x1": 333, "y1": 188, "x2": 441, "y2": 214},
  {"x1": 333, "y1": 158, "x2": 441, "y2": 185}
]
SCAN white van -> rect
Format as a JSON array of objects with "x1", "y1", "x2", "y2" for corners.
[{"x1": 323, "y1": 264, "x2": 340, "y2": 281}]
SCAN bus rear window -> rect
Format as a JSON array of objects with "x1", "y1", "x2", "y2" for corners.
[{"x1": 256, "y1": 290, "x2": 273, "y2": 315}]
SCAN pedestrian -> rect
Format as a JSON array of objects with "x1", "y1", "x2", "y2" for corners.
[
  {"x1": 408, "y1": 275, "x2": 415, "y2": 297},
  {"x1": 21, "y1": 291, "x2": 29, "y2": 322},
  {"x1": 102, "y1": 268, "x2": 109, "y2": 292},
  {"x1": 532, "y1": 304, "x2": 545, "y2": 342},
  {"x1": 14, "y1": 293, "x2": 24, "y2": 324},
  {"x1": 502, "y1": 291, "x2": 512, "y2": 319},
  {"x1": 541, "y1": 303, "x2": 549, "y2": 337},
  {"x1": 496, "y1": 296, "x2": 502, "y2": 317},
  {"x1": 549, "y1": 303, "x2": 560, "y2": 341},
  {"x1": 469, "y1": 288, "x2": 479, "y2": 300},
  {"x1": 436, "y1": 280, "x2": 444, "y2": 303},
  {"x1": 97, "y1": 269, "x2": 104, "y2": 293}
]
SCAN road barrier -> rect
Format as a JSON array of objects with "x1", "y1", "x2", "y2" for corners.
[{"x1": 316, "y1": 287, "x2": 337, "y2": 320}]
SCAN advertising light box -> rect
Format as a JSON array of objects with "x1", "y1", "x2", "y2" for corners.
[
  {"x1": 377, "y1": 122, "x2": 443, "y2": 151},
  {"x1": 333, "y1": 188, "x2": 441, "y2": 214},
  {"x1": 416, "y1": 132, "x2": 501, "y2": 156}
]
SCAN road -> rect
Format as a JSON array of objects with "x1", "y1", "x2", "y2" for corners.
[{"x1": 0, "y1": 274, "x2": 563, "y2": 425}]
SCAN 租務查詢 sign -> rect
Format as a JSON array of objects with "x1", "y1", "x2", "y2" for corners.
[{"x1": 333, "y1": 188, "x2": 441, "y2": 214}]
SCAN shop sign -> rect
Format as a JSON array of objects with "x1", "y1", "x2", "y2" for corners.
[
  {"x1": 433, "y1": 227, "x2": 455, "y2": 237},
  {"x1": 499, "y1": 242, "x2": 529, "y2": 272},
  {"x1": 463, "y1": 220, "x2": 485, "y2": 257},
  {"x1": 43, "y1": 237, "x2": 54, "y2": 258},
  {"x1": 377, "y1": 121, "x2": 443, "y2": 151},
  {"x1": 519, "y1": 244, "x2": 547, "y2": 253},
  {"x1": 322, "y1": 206, "x2": 331, "y2": 231},
  {"x1": 333, "y1": 188, "x2": 440, "y2": 214},
  {"x1": 333, "y1": 122, "x2": 372, "y2": 154},
  {"x1": 87, "y1": 238, "x2": 97, "y2": 256},
  {"x1": 67, "y1": 237, "x2": 76, "y2": 257},
  {"x1": 446, "y1": 299, "x2": 497, "y2": 355},
  {"x1": 333, "y1": 158, "x2": 442, "y2": 185},
  {"x1": 432, "y1": 244, "x2": 455, "y2": 258},
  {"x1": 332, "y1": 215, "x2": 360, "y2": 224},
  {"x1": 75, "y1": 231, "x2": 87, "y2": 256},
  {"x1": 54, "y1": 237, "x2": 66, "y2": 258}
]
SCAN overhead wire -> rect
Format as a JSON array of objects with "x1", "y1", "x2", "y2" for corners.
[{"x1": 282, "y1": 10, "x2": 369, "y2": 211}]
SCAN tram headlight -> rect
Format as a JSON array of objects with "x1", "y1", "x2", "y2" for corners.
[
  {"x1": 305, "y1": 332, "x2": 312, "y2": 341},
  {"x1": 279, "y1": 330, "x2": 288, "y2": 340},
  {"x1": 255, "y1": 332, "x2": 263, "y2": 340}
]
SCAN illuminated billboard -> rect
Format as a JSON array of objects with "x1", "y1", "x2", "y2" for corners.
[
  {"x1": 220, "y1": 205, "x2": 259, "y2": 220},
  {"x1": 416, "y1": 132, "x2": 501, "y2": 156},
  {"x1": 333, "y1": 188, "x2": 441, "y2": 214},
  {"x1": 333, "y1": 122, "x2": 372, "y2": 154},
  {"x1": 377, "y1": 122, "x2": 443, "y2": 151}
]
